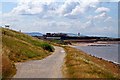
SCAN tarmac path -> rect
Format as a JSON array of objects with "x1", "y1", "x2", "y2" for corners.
[{"x1": 13, "y1": 46, "x2": 65, "y2": 78}]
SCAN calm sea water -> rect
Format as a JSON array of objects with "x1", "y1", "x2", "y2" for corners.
[{"x1": 75, "y1": 44, "x2": 120, "y2": 64}]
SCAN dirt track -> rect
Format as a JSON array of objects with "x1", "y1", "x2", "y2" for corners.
[{"x1": 13, "y1": 46, "x2": 65, "y2": 78}]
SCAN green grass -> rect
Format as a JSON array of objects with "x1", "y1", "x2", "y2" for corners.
[
  {"x1": 1, "y1": 28, "x2": 54, "y2": 78},
  {"x1": 2, "y1": 28, "x2": 54, "y2": 52}
]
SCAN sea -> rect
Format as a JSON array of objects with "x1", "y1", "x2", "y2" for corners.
[{"x1": 75, "y1": 44, "x2": 120, "y2": 64}]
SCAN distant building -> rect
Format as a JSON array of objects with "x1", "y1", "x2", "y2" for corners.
[
  {"x1": 45, "y1": 33, "x2": 67, "y2": 37},
  {"x1": 46, "y1": 37, "x2": 61, "y2": 40},
  {"x1": 44, "y1": 33, "x2": 67, "y2": 40}
]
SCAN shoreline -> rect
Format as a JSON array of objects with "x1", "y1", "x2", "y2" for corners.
[
  {"x1": 71, "y1": 46, "x2": 120, "y2": 66},
  {"x1": 71, "y1": 41, "x2": 120, "y2": 46},
  {"x1": 69, "y1": 41, "x2": 120, "y2": 65},
  {"x1": 87, "y1": 53, "x2": 120, "y2": 66}
]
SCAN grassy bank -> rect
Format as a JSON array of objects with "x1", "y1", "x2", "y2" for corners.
[
  {"x1": 1, "y1": 28, "x2": 54, "y2": 78},
  {"x1": 63, "y1": 46, "x2": 120, "y2": 78}
]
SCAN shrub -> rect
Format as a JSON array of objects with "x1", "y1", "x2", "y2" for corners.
[{"x1": 40, "y1": 43, "x2": 54, "y2": 52}]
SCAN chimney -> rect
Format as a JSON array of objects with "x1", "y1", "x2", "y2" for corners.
[{"x1": 78, "y1": 33, "x2": 80, "y2": 37}]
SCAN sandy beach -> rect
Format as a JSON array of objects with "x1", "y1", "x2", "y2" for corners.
[{"x1": 71, "y1": 41, "x2": 120, "y2": 46}]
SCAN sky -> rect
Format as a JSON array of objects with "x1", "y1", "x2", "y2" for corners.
[{"x1": 0, "y1": 0, "x2": 119, "y2": 38}]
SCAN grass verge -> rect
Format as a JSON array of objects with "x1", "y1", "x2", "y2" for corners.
[{"x1": 63, "y1": 46, "x2": 120, "y2": 78}]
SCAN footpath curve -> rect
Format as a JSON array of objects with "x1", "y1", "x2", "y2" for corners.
[{"x1": 13, "y1": 46, "x2": 65, "y2": 78}]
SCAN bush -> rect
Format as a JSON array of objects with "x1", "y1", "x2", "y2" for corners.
[{"x1": 40, "y1": 43, "x2": 54, "y2": 52}]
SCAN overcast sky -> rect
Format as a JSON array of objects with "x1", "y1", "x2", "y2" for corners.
[{"x1": 0, "y1": 0, "x2": 119, "y2": 38}]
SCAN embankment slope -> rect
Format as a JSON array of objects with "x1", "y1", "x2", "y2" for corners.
[
  {"x1": 63, "y1": 46, "x2": 120, "y2": 78},
  {"x1": 1, "y1": 28, "x2": 54, "y2": 78}
]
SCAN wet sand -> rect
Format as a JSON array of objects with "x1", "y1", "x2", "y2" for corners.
[{"x1": 71, "y1": 41, "x2": 120, "y2": 46}]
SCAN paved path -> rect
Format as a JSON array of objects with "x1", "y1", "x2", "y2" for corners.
[{"x1": 13, "y1": 46, "x2": 65, "y2": 78}]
